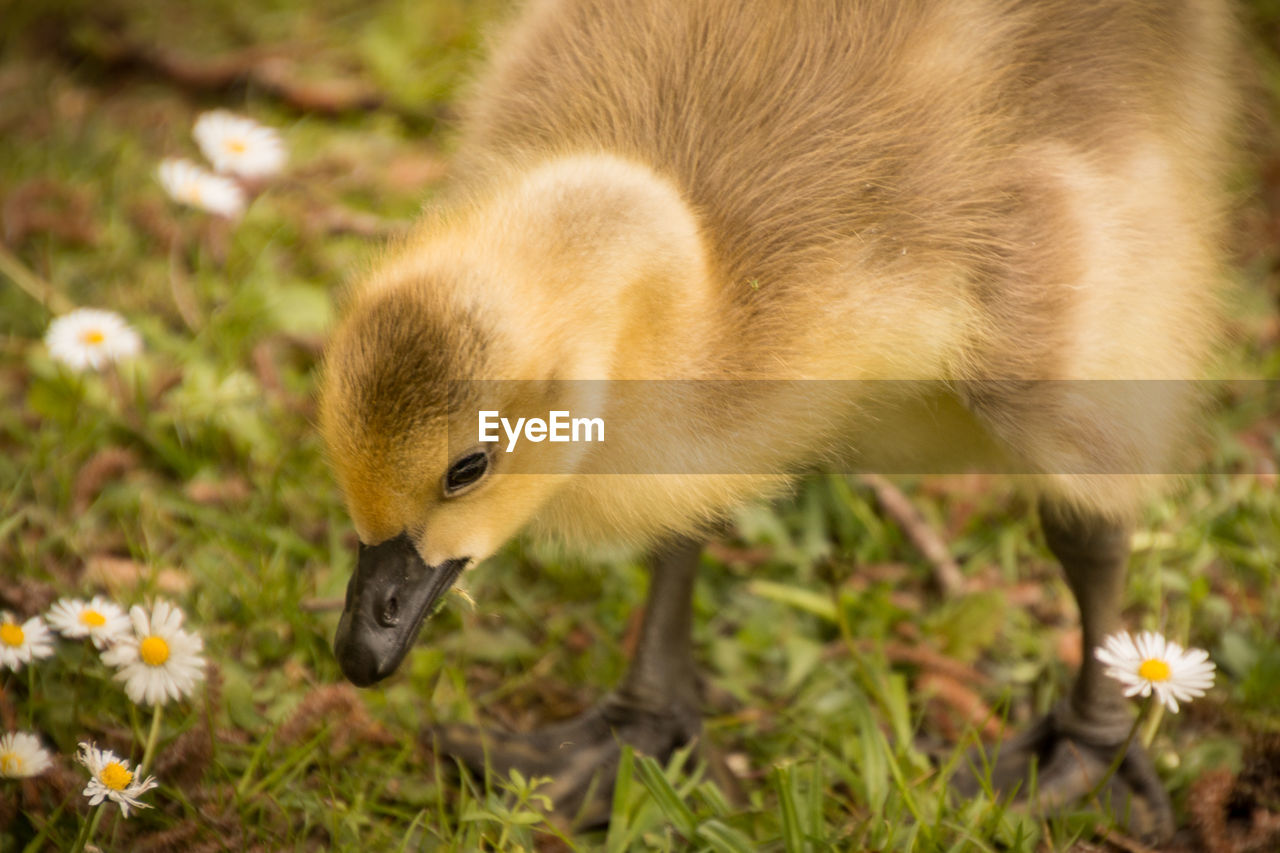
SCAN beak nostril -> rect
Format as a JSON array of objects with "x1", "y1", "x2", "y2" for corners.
[{"x1": 380, "y1": 595, "x2": 399, "y2": 627}]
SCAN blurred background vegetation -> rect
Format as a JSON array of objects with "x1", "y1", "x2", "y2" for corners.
[{"x1": 1, "y1": 0, "x2": 1277, "y2": 850}]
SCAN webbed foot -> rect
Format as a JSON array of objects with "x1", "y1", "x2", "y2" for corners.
[
  {"x1": 429, "y1": 690, "x2": 701, "y2": 827},
  {"x1": 953, "y1": 701, "x2": 1173, "y2": 841}
]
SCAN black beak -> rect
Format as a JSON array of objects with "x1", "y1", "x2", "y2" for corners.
[{"x1": 333, "y1": 532, "x2": 467, "y2": 687}]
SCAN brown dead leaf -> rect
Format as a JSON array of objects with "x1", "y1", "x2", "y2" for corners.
[
  {"x1": 254, "y1": 56, "x2": 383, "y2": 113},
  {"x1": 184, "y1": 475, "x2": 251, "y2": 506},
  {"x1": 564, "y1": 625, "x2": 594, "y2": 654},
  {"x1": 1, "y1": 179, "x2": 99, "y2": 247},
  {"x1": 861, "y1": 562, "x2": 913, "y2": 584},
  {"x1": 148, "y1": 366, "x2": 185, "y2": 403},
  {"x1": 704, "y1": 540, "x2": 774, "y2": 568},
  {"x1": 383, "y1": 151, "x2": 449, "y2": 193},
  {"x1": 825, "y1": 633, "x2": 997, "y2": 688},
  {"x1": 251, "y1": 340, "x2": 284, "y2": 397},
  {"x1": 1004, "y1": 580, "x2": 1046, "y2": 608},
  {"x1": 127, "y1": 196, "x2": 185, "y2": 250},
  {"x1": 52, "y1": 84, "x2": 91, "y2": 123},
  {"x1": 306, "y1": 202, "x2": 412, "y2": 238},
  {"x1": 71, "y1": 27, "x2": 390, "y2": 117},
  {"x1": 917, "y1": 671, "x2": 1002, "y2": 742},
  {"x1": 83, "y1": 555, "x2": 191, "y2": 596},
  {"x1": 881, "y1": 641, "x2": 994, "y2": 688},
  {"x1": 976, "y1": 564, "x2": 1070, "y2": 623},
  {"x1": 73, "y1": 447, "x2": 140, "y2": 513}
]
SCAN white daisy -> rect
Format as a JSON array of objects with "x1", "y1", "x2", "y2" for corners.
[
  {"x1": 0, "y1": 612, "x2": 55, "y2": 673},
  {"x1": 101, "y1": 600, "x2": 205, "y2": 706},
  {"x1": 44, "y1": 308, "x2": 143, "y2": 373},
  {"x1": 1095, "y1": 630, "x2": 1216, "y2": 713},
  {"x1": 45, "y1": 596, "x2": 132, "y2": 649},
  {"x1": 0, "y1": 731, "x2": 54, "y2": 778},
  {"x1": 76, "y1": 742, "x2": 158, "y2": 817},
  {"x1": 157, "y1": 157, "x2": 245, "y2": 218},
  {"x1": 192, "y1": 110, "x2": 286, "y2": 179}
]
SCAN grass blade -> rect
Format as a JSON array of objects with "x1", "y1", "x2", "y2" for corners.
[
  {"x1": 695, "y1": 818, "x2": 757, "y2": 853},
  {"x1": 634, "y1": 752, "x2": 698, "y2": 838},
  {"x1": 771, "y1": 763, "x2": 805, "y2": 853}
]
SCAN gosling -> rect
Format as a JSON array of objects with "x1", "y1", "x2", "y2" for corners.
[{"x1": 318, "y1": 0, "x2": 1239, "y2": 838}]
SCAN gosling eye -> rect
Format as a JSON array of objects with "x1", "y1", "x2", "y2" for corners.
[{"x1": 442, "y1": 450, "x2": 489, "y2": 497}]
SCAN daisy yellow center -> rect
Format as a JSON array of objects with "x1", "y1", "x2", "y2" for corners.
[
  {"x1": 183, "y1": 180, "x2": 202, "y2": 203},
  {"x1": 225, "y1": 138, "x2": 247, "y2": 154},
  {"x1": 1138, "y1": 658, "x2": 1172, "y2": 682},
  {"x1": 79, "y1": 610, "x2": 107, "y2": 628},
  {"x1": 0, "y1": 623, "x2": 24, "y2": 647},
  {"x1": 1, "y1": 752, "x2": 21, "y2": 775},
  {"x1": 79, "y1": 328, "x2": 105, "y2": 345},
  {"x1": 139, "y1": 635, "x2": 170, "y2": 666},
  {"x1": 100, "y1": 761, "x2": 133, "y2": 791}
]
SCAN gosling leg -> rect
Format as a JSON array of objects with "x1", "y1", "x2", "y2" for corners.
[
  {"x1": 953, "y1": 502, "x2": 1174, "y2": 841},
  {"x1": 430, "y1": 535, "x2": 703, "y2": 827}
]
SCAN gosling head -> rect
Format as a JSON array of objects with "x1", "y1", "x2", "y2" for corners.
[{"x1": 318, "y1": 273, "x2": 591, "y2": 686}]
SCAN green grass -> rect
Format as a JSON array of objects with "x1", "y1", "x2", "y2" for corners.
[{"x1": 2, "y1": 1, "x2": 1279, "y2": 850}]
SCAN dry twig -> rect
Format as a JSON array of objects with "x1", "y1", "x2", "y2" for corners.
[{"x1": 858, "y1": 473, "x2": 967, "y2": 596}]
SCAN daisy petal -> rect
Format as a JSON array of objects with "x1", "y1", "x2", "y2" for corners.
[
  {"x1": 1094, "y1": 630, "x2": 1215, "y2": 713},
  {"x1": 158, "y1": 157, "x2": 245, "y2": 218},
  {"x1": 105, "y1": 599, "x2": 205, "y2": 707},
  {"x1": 45, "y1": 309, "x2": 142, "y2": 372},
  {"x1": 193, "y1": 110, "x2": 287, "y2": 178},
  {"x1": 0, "y1": 731, "x2": 54, "y2": 778}
]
